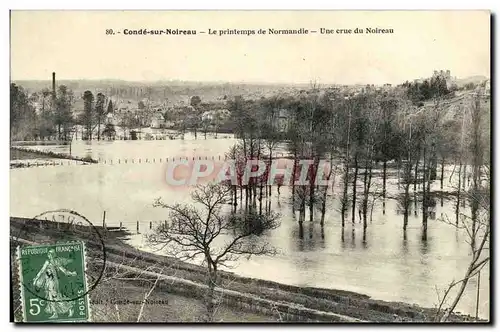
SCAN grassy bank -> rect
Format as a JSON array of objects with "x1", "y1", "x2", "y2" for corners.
[
  {"x1": 10, "y1": 217, "x2": 482, "y2": 323},
  {"x1": 10, "y1": 147, "x2": 98, "y2": 164}
]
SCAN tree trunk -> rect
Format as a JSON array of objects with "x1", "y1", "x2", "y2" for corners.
[
  {"x1": 414, "y1": 158, "x2": 419, "y2": 192},
  {"x1": 470, "y1": 96, "x2": 482, "y2": 253},
  {"x1": 403, "y1": 159, "x2": 412, "y2": 231},
  {"x1": 320, "y1": 186, "x2": 327, "y2": 227},
  {"x1": 309, "y1": 157, "x2": 318, "y2": 222},
  {"x1": 341, "y1": 162, "x2": 349, "y2": 229},
  {"x1": 363, "y1": 159, "x2": 374, "y2": 230},
  {"x1": 403, "y1": 185, "x2": 410, "y2": 231},
  {"x1": 259, "y1": 183, "x2": 263, "y2": 215},
  {"x1": 292, "y1": 155, "x2": 297, "y2": 214},
  {"x1": 462, "y1": 163, "x2": 467, "y2": 191},
  {"x1": 422, "y1": 145, "x2": 428, "y2": 241},
  {"x1": 440, "y1": 156, "x2": 445, "y2": 190},
  {"x1": 362, "y1": 159, "x2": 369, "y2": 229},
  {"x1": 205, "y1": 265, "x2": 217, "y2": 322},
  {"x1": 298, "y1": 186, "x2": 306, "y2": 224},
  {"x1": 456, "y1": 162, "x2": 462, "y2": 225},
  {"x1": 351, "y1": 153, "x2": 358, "y2": 225},
  {"x1": 233, "y1": 186, "x2": 237, "y2": 207},
  {"x1": 382, "y1": 160, "x2": 387, "y2": 214}
]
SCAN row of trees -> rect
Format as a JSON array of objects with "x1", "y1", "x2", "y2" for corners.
[
  {"x1": 146, "y1": 85, "x2": 489, "y2": 321},
  {"x1": 224, "y1": 84, "x2": 489, "y2": 240},
  {"x1": 402, "y1": 75, "x2": 451, "y2": 105},
  {"x1": 10, "y1": 83, "x2": 118, "y2": 141},
  {"x1": 10, "y1": 83, "x2": 76, "y2": 141}
]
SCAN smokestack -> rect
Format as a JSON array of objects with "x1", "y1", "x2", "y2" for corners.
[{"x1": 52, "y1": 72, "x2": 56, "y2": 100}]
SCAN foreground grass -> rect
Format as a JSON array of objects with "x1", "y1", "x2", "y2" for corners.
[
  {"x1": 10, "y1": 217, "x2": 483, "y2": 323},
  {"x1": 90, "y1": 278, "x2": 274, "y2": 322}
]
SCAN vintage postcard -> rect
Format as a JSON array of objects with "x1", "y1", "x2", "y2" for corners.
[{"x1": 10, "y1": 10, "x2": 491, "y2": 323}]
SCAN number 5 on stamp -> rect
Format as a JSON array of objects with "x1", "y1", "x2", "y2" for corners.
[{"x1": 17, "y1": 242, "x2": 91, "y2": 322}]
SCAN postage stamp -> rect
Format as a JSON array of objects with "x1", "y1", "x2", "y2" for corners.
[{"x1": 17, "y1": 241, "x2": 91, "y2": 322}]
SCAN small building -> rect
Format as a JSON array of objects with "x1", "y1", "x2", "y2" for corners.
[
  {"x1": 270, "y1": 108, "x2": 290, "y2": 133},
  {"x1": 150, "y1": 112, "x2": 166, "y2": 129}
]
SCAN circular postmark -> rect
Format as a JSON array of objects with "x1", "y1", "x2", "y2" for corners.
[{"x1": 12, "y1": 209, "x2": 106, "y2": 304}]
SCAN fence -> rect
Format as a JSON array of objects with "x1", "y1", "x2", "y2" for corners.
[
  {"x1": 11, "y1": 152, "x2": 291, "y2": 168},
  {"x1": 100, "y1": 210, "x2": 169, "y2": 236}
]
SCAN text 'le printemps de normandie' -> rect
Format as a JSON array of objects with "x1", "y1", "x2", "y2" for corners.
[{"x1": 105, "y1": 27, "x2": 394, "y2": 36}]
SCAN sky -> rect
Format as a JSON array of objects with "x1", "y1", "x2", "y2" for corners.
[{"x1": 10, "y1": 10, "x2": 491, "y2": 85}]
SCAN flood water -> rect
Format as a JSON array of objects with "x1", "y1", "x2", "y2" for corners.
[{"x1": 10, "y1": 137, "x2": 490, "y2": 319}]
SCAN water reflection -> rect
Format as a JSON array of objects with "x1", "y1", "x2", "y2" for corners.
[
  {"x1": 402, "y1": 233, "x2": 409, "y2": 255},
  {"x1": 10, "y1": 140, "x2": 490, "y2": 319}
]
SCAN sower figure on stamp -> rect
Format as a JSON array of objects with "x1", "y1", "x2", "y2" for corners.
[{"x1": 32, "y1": 249, "x2": 77, "y2": 319}]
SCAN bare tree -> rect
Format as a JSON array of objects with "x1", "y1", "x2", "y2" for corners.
[
  {"x1": 435, "y1": 93, "x2": 490, "y2": 322},
  {"x1": 146, "y1": 182, "x2": 280, "y2": 322},
  {"x1": 435, "y1": 209, "x2": 489, "y2": 322}
]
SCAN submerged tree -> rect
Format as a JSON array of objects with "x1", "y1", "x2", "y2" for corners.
[
  {"x1": 435, "y1": 92, "x2": 490, "y2": 322},
  {"x1": 54, "y1": 85, "x2": 74, "y2": 140},
  {"x1": 95, "y1": 92, "x2": 106, "y2": 140},
  {"x1": 82, "y1": 90, "x2": 94, "y2": 140}
]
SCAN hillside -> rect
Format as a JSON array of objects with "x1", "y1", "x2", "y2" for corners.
[
  {"x1": 11, "y1": 79, "x2": 308, "y2": 103},
  {"x1": 455, "y1": 75, "x2": 489, "y2": 87}
]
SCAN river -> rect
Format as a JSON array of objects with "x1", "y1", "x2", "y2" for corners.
[{"x1": 10, "y1": 137, "x2": 490, "y2": 319}]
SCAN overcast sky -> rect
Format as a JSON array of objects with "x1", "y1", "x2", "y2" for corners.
[{"x1": 10, "y1": 10, "x2": 490, "y2": 85}]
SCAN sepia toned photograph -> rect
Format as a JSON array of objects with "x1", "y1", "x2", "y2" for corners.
[{"x1": 9, "y1": 10, "x2": 491, "y2": 323}]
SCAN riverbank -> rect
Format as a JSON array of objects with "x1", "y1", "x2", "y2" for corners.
[
  {"x1": 10, "y1": 217, "x2": 483, "y2": 323},
  {"x1": 10, "y1": 147, "x2": 98, "y2": 168}
]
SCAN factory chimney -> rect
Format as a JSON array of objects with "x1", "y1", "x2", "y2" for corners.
[{"x1": 52, "y1": 72, "x2": 56, "y2": 101}]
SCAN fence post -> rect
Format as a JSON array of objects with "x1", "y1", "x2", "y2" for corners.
[
  {"x1": 119, "y1": 221, "x2": 122, "y2": 231},
  {"x1": 137, "y1": 221, "x2": 140, "y2": 234},
  {"x1": 476, "y1": 271, "x2": 481, "y2": 320},
  {"x1": 150, "y1": 221, "x2": 152, "y2": 229},
  {"x1": 102, "y1": 211, "x2": 107, "y2": 233}
]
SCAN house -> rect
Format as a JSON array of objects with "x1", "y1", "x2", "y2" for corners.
[
  {"x1": 150, "y1": 112, "x2": 166, "y2": 129},
  {"x1": 269, "y1": 108, "x2": 290, "y2": 133},
  {"x1": 105, "y1": 112, "x2": 118, "y2": 126},
  {"x1": 277, "y1": 109, "x2": 290, "y2": 132},
  {"x1": 201, "y1": 109, "x2": 231, "y2": 125},
  {"x1": 201, "y1": 110, "x2": 215, "y2": 122}
]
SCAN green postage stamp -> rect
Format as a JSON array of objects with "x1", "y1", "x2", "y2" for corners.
[{"x1": 16, "y1": 241, "x2": 91, "y2": 322}]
